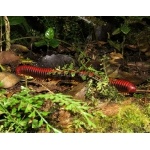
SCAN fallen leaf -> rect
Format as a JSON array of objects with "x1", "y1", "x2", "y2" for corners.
[
  {"x1": 11, "y1": 44, "x2": 29, "y2": 52},
  {"x1": 0, "y1": 72, "x2": 20, "y2": 88},
  {"x1": 0, "y1": 51, "x2": 20, "y2": 65},
  {"x1": 66, "y1": 82, "x2": 87, "y2": 100}
]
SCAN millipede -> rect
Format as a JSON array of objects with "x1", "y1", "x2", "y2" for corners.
[
  {"x1": 16, "y1": 65, "x2": 54, "y2": 79},
  {"x1": 109, "y1": 78, "x2": 136, "y2": 93},
  {"x1": 16, "y1": 65, "x2": 137, "y2": 94}
]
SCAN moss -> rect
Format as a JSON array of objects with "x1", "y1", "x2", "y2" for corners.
[
  {"x1": 85, "y1": 102, "x2": 150, "y2": 133},
  {"x1": 106, "y1": 103, "x2": 150, "y2": 133}
]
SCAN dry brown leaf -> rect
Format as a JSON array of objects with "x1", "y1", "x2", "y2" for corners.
[
  {"x1": 58, "y1": 109, "x2": 71, "y2": 128},
  {"x1": 11, "y1": 44, "x2": 29, "y2": 52},
  {"x1": 109, "y1": 52, "x2": 123, "y2": 65},
  {"x1": 0, "y1": 72, "x2": 20, "y2": 88},
  {"x1": 65, "y1": 82, "x2": 87, "y2": 100},
  {"x1": 0, "y1": 51, "x2": 20, "y2": 65}
]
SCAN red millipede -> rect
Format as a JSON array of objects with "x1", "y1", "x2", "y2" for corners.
[
  {"x1": 109, "y1": 78, "x2": 136, "y2": 93},
  {"x1": 16, "y1": 65, "x2": 136, "y2": 94},
  {"x1": 16, "y1": 65, "x2": 54, "y2": 78}
]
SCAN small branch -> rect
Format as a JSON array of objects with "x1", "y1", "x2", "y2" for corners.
[
  {"x1": 3, "y1": 16, "x2": 10, "y2": 51},
  {"x1": 11, "y1": 36, "x2": 41, "y2": 43},
  {"x1": 77, "y1": 16, "x2": 95, "y2": 26},
  {"x1": 136, "y1": 89, "x2": 150, "y2": 93},
  {"x1": 0, "y1": 17, "x2": 2, "y2": 52}
]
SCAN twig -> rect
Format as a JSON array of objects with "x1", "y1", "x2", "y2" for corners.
[
  {"x1": 3, "y1": 16, "x2": 10, "y2": 51},
  {"x1": 77, "y1": 16, "x2": 95, "y2": 26},
  {"x1": 11, "y1": 36, "x2": 41, "y2": 43},
  {"x1": 0, "y1": 17, "x2": 2, "y2": 52},
  {"x1": 27, "y1": 80, "x2": 54, "y2": 94},
  {"x1": 136, "y1": 89, "x2": 150, "y2": 93}
]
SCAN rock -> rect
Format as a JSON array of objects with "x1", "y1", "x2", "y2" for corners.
[{"x1": 37, "y1": 54, "x2": 75, "y2": 68}]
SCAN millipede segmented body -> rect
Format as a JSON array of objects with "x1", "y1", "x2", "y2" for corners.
[
  {"x1": 109, "y1": 78, "x2": 136, "y2": 93},
  {"x1": 16, "y1": 65, "x2": 136, "y2": 93},
  {"x1": 16, "y1": 65, "x2": 82, "y2": 80},
  {"x1": 16, "y1": 65, "x2": 54, "y2": 78}
]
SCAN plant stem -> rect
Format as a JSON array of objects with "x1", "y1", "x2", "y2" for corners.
[{"x1": 33, "y1": 107, "x2": 61, "y2": 133}]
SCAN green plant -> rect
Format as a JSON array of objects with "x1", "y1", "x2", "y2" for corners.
[
  {"x1": 0, "y1": 86, "x2": 97, "y2": 133},
  {"x1": 0, "y1": 16, "x2": 30, "y2": 31},
  {"x1": 34, "y1": 90, "x2": 97, "y2": 131},
  {"x1": 0, "y1": 87, "x2": 60, "y2": 132},
  {"x1": 34, "y1": 27, "x2": 60, "y2": 48},
  {"x1": 76, "y1": 65, "x2": 124, "y2": 102},
  {"x1": 107, "y1": 16, "x2": 150, "y2": 53},
  {"x1": 108, "y1": 21, "x2": 130, "y2": 52}
]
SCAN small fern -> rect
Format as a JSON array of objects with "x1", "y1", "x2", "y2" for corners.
[{"x1": 0, "y1": 86, "x2": 96, "y2": 132}]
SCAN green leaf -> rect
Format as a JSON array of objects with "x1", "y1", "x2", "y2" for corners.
[
  {"x1": 0, "y1": 110, "x2": 4, "y2": 115},
  {"x1": 34, "y1": 40, "x2": 47, "y2": 47},
  {"x1": 19, "y1": 120, "x2": 28, "y2": 127},
  {"x1": 41, "y1": 111, "x2": 49, "y2": 116},
  {"x1": 112, "y1": 28, "x2": 121, "y2": 35},
  {"x1": 8, "y1": 16, "x2": 26, "y2": 25},
  {"x1": 11, "y1": 108, "x2": 17, "y2": 115},
  {"x1": 49, "y1": 39, "x2": 60, "y2": 48},
  {"x1": 25, "y1": 104, "x2": 32, "y2": 113},
  {"x1": 0, "y1": 17, "x2": 30, "y2": 32},
  {"x1": 48, "y1": 95, "x2": 55, "y2": 99},
  {"x1": 28, "y1": 111, "x2": 36, "y2": 118},
  {"x1": 0, "y1": 105, "x2": 5, "y2": 114},
  {"x1": 108, "y1": 40, "x2": 121, "y2": 51},
  {"x1": 16, "y1": 113, "x2": 21, "y2": 118},
  {"x1": 45, "y1": 27, "x2": 54, "y2": 40},
  {"x1": 0, "y1": 82, "x2": 3, "y2": 87},
  {"x1": 38, "y1": 118, "x2": 44, "y2": 127},
  {"x1": 0, "y1": 16, "x2": 24, "y2": 26},
  {"x1": 32, "y1": 119, "x2": 39, "y2": 128},
  {"x1": 18, "y1": 101, "x2": 25, "y2": 111},
  {"x1": 46, "y1": 124, "x2": 50, "y2": 132},
  {"x1": 81, "y1": 75, "x2": 87, "y2": 81},
  {"x1": 35, "y1": 101, "x2": 43, "y2": 107},
  {"x1": 121, "y1": 24, "x2": 130, "y2": 34},
  {"x1": 70, "y1": 72, "x2": 76, "y2": 77}
]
